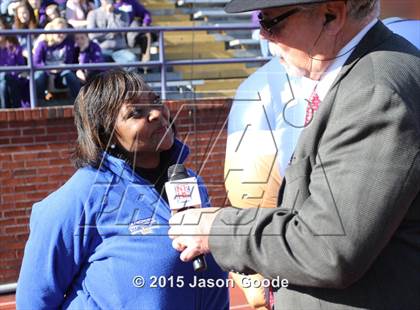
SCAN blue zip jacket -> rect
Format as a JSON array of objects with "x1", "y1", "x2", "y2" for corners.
[{"x1": 17, "y1": 140, "x2": 229, "y2": 309}]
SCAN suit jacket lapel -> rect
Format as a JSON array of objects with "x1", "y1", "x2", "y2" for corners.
[
  {"x1": 330, "y1": 21, "x2": 393, "y2": 91},
  {"x1": 277, "y1": 21, "x2": 394, "y2": 205},
  {"x1": 295, "y1": 21, "x2": 394, "y2": 157}
]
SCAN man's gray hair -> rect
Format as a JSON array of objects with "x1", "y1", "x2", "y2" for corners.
[{"x1": 346, "y1": 0, "x2": 380, "y2": 20}]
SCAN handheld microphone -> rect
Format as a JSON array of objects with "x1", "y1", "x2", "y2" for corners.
[{"x1": 165, "y1": 164, "x2": 207, "y2": 272}]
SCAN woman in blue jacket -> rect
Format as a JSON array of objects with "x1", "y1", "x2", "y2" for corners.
[{"x1": 16, "y1": 70, "x2": 229, "y2": 309}]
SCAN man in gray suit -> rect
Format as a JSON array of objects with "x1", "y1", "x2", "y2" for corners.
[{"x1": 169, "y1": 0, "x2": 420, "y2": 309}]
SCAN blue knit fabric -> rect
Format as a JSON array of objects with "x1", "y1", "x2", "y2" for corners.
[{"x1": 17, "y1": 140, "x2": 229, "y2": 309}]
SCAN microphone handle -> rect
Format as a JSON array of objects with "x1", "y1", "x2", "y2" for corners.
[
  {"x1": 193, "y1": 255, "x2": 207, "y2": 272},
  {"x1": 176, "y1": 207, "x2": 207, "y2": 272}
]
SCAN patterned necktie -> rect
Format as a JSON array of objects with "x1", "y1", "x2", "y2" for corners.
[
  {"x1": 269, "y1": 287, "x2": 274, "y2": 308},
  {"x1": 304, "y1": 89, "x2": 321, "y2": 126}
]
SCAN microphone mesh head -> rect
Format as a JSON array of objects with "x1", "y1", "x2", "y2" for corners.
[{"x1": 167, "y1": 164, "x2": 189, "y2": 180}]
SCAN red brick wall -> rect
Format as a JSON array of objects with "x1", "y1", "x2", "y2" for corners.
[
  {"x1": 0, "y1": 100, "x2": 231, "y2": 285},
  {"x1": 381, "y1": 0, "x2": 420, "y2": 19}
]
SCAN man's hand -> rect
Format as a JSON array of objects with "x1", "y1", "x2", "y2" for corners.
[{"x1": 168, "y1": 207, "x2": 220, "y2": 262}]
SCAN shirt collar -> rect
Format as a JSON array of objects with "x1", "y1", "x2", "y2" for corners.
[{"x1": 315, "y1": 18, "x2": 378, "y2": 101}]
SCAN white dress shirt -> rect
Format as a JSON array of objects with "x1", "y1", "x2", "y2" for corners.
[
  {"x1": 316, "y1": 18, "x2": 378, "y2": 100},
  {"x1": 228, "y1": 19, "x2": 380, "y2": 176}
]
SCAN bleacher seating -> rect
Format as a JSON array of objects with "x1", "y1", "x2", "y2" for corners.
[
  {"x1": 7, "y1": 0, "x2": 262, "y2": 104},
  {"x1": 143, "y1": 0, "x2": 261, "y2": 99},
  {"x1": 192, "y1": 9, "x2": 251, "y2": 20},
  {"x1": 176, "y1": 0, "x2": 230, "y2": 7},
  {"x1": 228, "y1": 38, "x2": 259, "y2": 48}
]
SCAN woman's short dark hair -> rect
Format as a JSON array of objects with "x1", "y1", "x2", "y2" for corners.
[{"x1": 73, "y1": 69, "x2": 152, "y2": 168}]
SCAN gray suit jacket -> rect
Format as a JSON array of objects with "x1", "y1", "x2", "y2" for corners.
[{"x1": 210, "y1": 21, "x2": 420, "y2": 309}]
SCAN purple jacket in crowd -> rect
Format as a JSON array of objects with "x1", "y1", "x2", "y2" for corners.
[
  {"x1": 0, "y1": 44, "x2": 30, "y2": 108},
  {"x1": 38, "y1": 0, "x2": 67, "y2": 27},
  {"x1": 34, "y1": 36, "x2": 77, "y2": 68},
  {"x1": 251, "y1": 10, "x2": 259, "y2": 26},
  {"x1": 0, "y1": 45, "x2": 26, "y2": 75},
  {"x1": 38, "y1": 0, "x2": 57, "y2": 27},
  {"x1": 114, "y1": 0, "x2": 151, "y2": 25},
  {"x1": 76, "y1": 41, "x2": 103, "y2": 64}
]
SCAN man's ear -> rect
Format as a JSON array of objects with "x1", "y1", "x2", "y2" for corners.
[
  {"x1": 324, "y1": 13, "x2": 336, "y2": 26},
  {"x1": 323, "y1": 1, "x2": 347, "y2": 34}
]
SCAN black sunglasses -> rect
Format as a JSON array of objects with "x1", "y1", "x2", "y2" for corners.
[{"x1": 258, "y1": 8, "x2": 301, "y2": 34}]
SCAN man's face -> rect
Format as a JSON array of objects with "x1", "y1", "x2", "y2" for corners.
[
  {"x1": 260, "y1": 5, "x2": 324, "y2": 77},
  {"x1": 75, "y1": 33, "x2": 89, "y2": 49}
]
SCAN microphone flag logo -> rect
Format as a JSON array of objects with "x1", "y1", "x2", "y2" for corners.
[
  {"x1": 165, "y1": 177, "x2": 202, "y2": 211},
  {"x1": 175, "y1": 183, "x2": 193, "y2": 201}
]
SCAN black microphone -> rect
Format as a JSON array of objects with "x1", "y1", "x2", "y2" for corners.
[{"x1": 166, "y1": 164, "x2": 207, "y2": 272}]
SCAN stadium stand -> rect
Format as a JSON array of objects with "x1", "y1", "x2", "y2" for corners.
[
  {"x1": 176, "y1": 0, "x2": 229, "y2": 7},
  {"x1": 1, "y1": 0, "x2": 419, "y2": 107},
  {"x1": 1, "y1": 0, "x2": 262, "y2": 105},
  {"x1": 141, "y1": 0, "x2": 260, "y2": 99}
]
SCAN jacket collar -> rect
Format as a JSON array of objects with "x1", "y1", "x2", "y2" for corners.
[
  {"x1": 289, "y1": 21, "x2": 394, "y2": 160},
  {"x1": 329, "y1": 20, "x2": 393, "y2": 91},
  {"x1": 100, "y1": 139, "x2": 190, "y2": 183}
]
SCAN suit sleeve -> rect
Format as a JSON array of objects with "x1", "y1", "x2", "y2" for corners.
[{"x1": 209, "y1": 82, "x2": 420, "y2": 289}]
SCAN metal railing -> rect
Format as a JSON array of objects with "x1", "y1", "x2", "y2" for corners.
[{"x1": 0, "y1": 25, "x2": 269, "y2": 108}]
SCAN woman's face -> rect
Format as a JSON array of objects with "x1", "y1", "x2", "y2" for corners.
[
  {"x1": 53, "y1": 24, "x2": 67, "y2": 44},
  {"x1": 46, "y1": 7, "x2": 60, "y2": 21},
  {"x1": 17, "y1": 6, "x2": 30, "y2": 24},
  {"x1": 114, "y1": 92, "x2": 174, "y2": 160}
]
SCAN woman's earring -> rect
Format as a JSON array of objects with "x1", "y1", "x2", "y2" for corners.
[{"x1": 110, "y1": 143, "x2": 116, "y2": 149}]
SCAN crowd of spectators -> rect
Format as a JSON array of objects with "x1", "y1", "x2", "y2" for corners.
[{"x1": 0, "y1": 0, "x2": 152, "y2": 108}]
